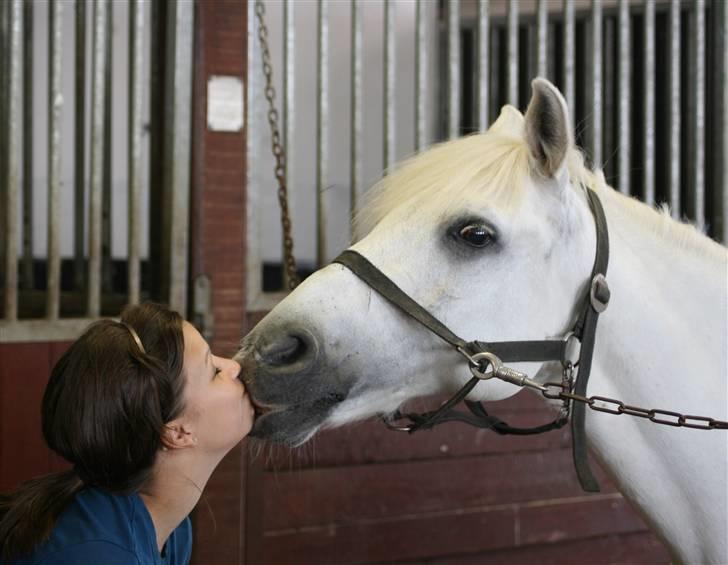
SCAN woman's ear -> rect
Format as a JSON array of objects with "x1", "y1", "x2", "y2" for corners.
[
  {"x1": 161, "y1": 422, "x2": 197, "y2": 450},
  {"x1": 524, "y1": 78, "x2": 573, "y2": 179}
]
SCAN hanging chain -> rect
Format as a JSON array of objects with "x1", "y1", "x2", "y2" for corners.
[
  {"x1": 255, "y1": 0, "x2": 300, "y2": 290},
  {"x1": 541, "y1": 382, "x2": 728, "y2": 430}
]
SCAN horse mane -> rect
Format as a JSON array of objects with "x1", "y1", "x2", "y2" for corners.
[{"x1": 354, "y1": 105, "x2": 724, "y2": 260}]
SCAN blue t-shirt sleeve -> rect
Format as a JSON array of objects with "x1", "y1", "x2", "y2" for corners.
[{"x1": 34, "y1": 540, "x2": 140, "y2": 565}]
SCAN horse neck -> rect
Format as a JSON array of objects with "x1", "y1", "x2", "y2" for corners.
[
  {"x1": 591, "y1": 188, "x2": 726, "y2": 403},
  {"x1": 581, "y1": 187, "x2": 727, "y2": 562}
]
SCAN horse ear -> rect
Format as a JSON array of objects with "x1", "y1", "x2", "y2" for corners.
[{"x1": 524, "y1": 78, "x2": 573, "y2": 179}]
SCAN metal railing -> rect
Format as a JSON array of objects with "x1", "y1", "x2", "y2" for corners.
[
  {"x1": 247, "y1": 0, "x2": 727, "y2": 311},
  {"x1": 0, "y1": 0, "x2": 194, "y2": 343}
]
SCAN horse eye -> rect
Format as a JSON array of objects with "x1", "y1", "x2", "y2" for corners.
[{"x1": 458, "y1": 224, "x2": 494, "y2": 247}]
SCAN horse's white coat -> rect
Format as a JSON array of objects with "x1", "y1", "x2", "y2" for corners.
[{"x1": 254, "y1": 80, "x2": 728, "y2": 563}]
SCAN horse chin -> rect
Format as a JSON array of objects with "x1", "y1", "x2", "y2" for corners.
[{"x1": 249, "y1": 406, "x2": 325, "y2": 446}]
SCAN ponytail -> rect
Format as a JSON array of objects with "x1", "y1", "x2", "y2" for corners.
[
  {"x1": 0, "y1": 303, "x2": 186, "y2": 561},
  {"x1": 0, "y1": 470, "x2": 83, "y2": 560}
]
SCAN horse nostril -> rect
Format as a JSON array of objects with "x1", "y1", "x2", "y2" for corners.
[{"x1": 258, "y1": 332, "x2": 311, "y2": 367}]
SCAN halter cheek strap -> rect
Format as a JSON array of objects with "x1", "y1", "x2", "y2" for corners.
[{"x1": 332, "y1": 188, "x2": 609, "y2": 493}]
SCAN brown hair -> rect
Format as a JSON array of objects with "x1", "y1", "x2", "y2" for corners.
[{"x1": 0, "y1": 303, "x2": 186, "y2": 560}]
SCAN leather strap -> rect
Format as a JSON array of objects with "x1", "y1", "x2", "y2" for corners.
[
  {"x1": 568, "y1": 189, "x2": 610, "y2": 492},
  {"x1": 333, "y1": 251, "x2": 570, "y2": 362},
  {"x1": 332, "y1": 188, "x2": 609, "y2": 493}
]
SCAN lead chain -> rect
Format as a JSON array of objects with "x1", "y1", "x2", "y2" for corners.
[
  {"x1": 542, "y1": 382, "x2": 728, "y2": 430},
  {"x1": 255, "y1": 0, "x2": 300, "y2": 290}
]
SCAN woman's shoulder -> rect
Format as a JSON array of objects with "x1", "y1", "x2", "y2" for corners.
[{"x1": 13, "y1": 487, "x2": 145, "y2": 565}]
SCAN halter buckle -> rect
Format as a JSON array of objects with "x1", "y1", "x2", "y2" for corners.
[{"x1": 590, "y1": 274, "x2": 610, "y2": 313}]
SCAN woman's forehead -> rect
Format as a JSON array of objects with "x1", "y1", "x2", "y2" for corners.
[{"x1": 182, "y1": 321, "x2": 208, "y2": 361}]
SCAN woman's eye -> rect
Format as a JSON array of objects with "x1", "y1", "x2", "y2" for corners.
[{"x1": 458, "y1": 224, "x2": 493, "y2": 247}]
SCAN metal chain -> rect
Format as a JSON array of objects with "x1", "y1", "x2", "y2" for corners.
[
  {"x1": 254, "y1": 0, "x2": 300, "y2": 290},
  {"x1": 542, "y1": 382, "x2": 728, "y2": 430}
]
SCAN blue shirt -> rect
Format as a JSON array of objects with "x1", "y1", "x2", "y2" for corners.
[{"x1": 7, "y1": 487, "x2": 191, "y2": 565}]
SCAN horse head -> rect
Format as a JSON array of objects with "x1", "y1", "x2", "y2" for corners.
[{"x1": 236, "y1": 78, "x2": 599, "y2": 445}]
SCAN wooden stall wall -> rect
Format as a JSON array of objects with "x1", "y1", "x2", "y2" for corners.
[
  {"x1": 247, "y1": 393, "x2": 671, "y2": 565},
  {"x1": 0, "y1": 342, "x2": 72, "y2": 493}
]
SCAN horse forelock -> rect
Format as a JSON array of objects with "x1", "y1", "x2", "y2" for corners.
[{"x1": 352, "y1": 116, "x2": 596, "y2": 240}]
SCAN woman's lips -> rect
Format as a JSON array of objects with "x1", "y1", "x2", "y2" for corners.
[{"x1": 248, "y1": 395, "x2": 277, "y2": 417}]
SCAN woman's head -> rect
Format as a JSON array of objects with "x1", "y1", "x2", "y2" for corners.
[
  {"x1": 42, "y1": 303, "x2": 187, "y2": 492},
  {"x1": 42, "y1": 302, "x2": 253, "y2": 492},
  {"x1": 2, "y1": 302, "x2": 253, "y2": 559}
]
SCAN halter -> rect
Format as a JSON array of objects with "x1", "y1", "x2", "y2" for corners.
[{"x1": 333, "y1": 188, "x2": 610, "y2": 492}]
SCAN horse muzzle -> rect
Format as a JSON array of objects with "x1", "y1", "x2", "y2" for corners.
[{"x1": 235, "y1": 323, "x2": 350, "y2": 444}]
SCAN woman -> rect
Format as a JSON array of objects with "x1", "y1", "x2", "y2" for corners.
[{"x1": 0, "y1": 303, "x2": 254, "y2": 564}]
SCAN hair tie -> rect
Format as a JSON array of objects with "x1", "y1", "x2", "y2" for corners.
[{"x1": 121, "y1": 322, "x2": 146, "y2": 355}]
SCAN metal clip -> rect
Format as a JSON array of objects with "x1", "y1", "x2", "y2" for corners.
[
  {"x1": 590, "y1": 274, "x2": 610, "y2": 313},
  {"x1": 466, "y1": 351, "x2": 546, "y2": 391}
]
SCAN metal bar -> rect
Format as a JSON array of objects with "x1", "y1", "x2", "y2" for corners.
[
  {"x1": 489, "y1": 12, "x2": 500, "y2": 125},
  {"x1": 618, "y1": 0, "x2": 630, "y2": 195},
  {"x1": 283, "y1": 0, "x2": 295, "y2": 286},
  {"x1": 47, "y1": 0, "x2": 63, "y2": 320},
  {"x1": 669, "y1": 0, "x2": 680, "y2": 218},
  {"x1": 88, "y1": 0, "x2": 107, "y2": 317},
  {"x1": 448, "y1": 0, "x2": 460, "y2": 139},
  {"x1": 128, "y1": 0, "x2": 144, "y2": 306},
  {"x1": 351, "y1": 0, "x2": 362, "y2": 216},
  {"x1": 642, "y1": 0, "x2": 655, "y2": 206},
  {"x1": 692, "y1": 0, "x2": 705, "y2": 226},
  {"x1": 384, "y1": 0, "x2": 395, "y2": 172},
  {"x1": 1, "y1": 318, "x2": 128, "y2": 343},
  {"x1": 0, "y1": 3, "x2": 7, "y2": 291},
  {"x1": 164, "y1": 0, "x2": 194, "y2": 315},
  {"x1": 415, "y1": 0, "x2": 428, "y2": 148},
  {"x1": 246, "y1": 0, "x2": 280, "y2": 308},
  {"x1": 537, "y1": 0, "x2": 547, "y2": 79},
  {"x1": 591, "y1": 0, "x2": 602, "y2": 166},
  {"x1": 316, "y1": 0, "x2": 328, "y2": 266},
  {"x1": 563, "y1": 0, "x2": 575, "y2": 123},
  {"x1": 723, "y1": 0, "x2": 728, "y2": 243},
  {"x1": 3, "y1": 0, "x2": 21, "y2": 321},
  {"x1": 477, "y1": 0, "x2": 489, "y2": 131},
  {"x1": 21, "y1": 0, "x2": 33, "y2": 290},
  {"x1": 603, "y1": 15, "x2": 615, "y2": 181},
  {"x1": 507, "y1": 0, "x2": 518, "y2": 106},
  {"x1": 102, "y1": 0, "x2": 112, "y2": 293},
  {"x1": 74, "y1": 0, "x2": 86, "y2": 291},
  {"x1": 0, "y1": 1, "x2": 6, "y2": 295}
]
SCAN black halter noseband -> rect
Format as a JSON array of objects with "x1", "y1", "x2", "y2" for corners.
[{"x1": 333, "y1": 188, "x2": 610, "y2": 492}]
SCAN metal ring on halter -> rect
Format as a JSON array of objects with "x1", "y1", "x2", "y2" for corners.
[
  {"x1": 381, "y1": 414, "x2": 413, "y2": 432},
  {"x1": 561, "y1": 332, "x2": 581, "y2": 367},
  {"x1": 468, "y1": 351, "x2": 502, "y2": 380}
]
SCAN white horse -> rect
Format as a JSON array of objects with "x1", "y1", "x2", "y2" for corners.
[{"x1": 236, "y1": 79, "x2": 728, "y2": 564}]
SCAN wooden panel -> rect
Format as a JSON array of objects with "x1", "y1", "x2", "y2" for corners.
[
  {"x1": 48, "y1": 342, "x2": 73, "y2": 474},
  {"x1": 261, "y1": 448, "x2": 618, "y2": 532},
  {"x1": 0, "y1": 343, "x2": 51, "y2": 490},
  {"x1": 261, "y1": 394, "x2": 571, "y2": 470},
  {"x1": 259, "y1": 497, "x2": 658, "y2": 565},
  {"x1": 409, "y1": 531, "x2": 671, "y2": 565},
  {"x1": 262, "y1": 505, "x2": 516, "y2": 565}
]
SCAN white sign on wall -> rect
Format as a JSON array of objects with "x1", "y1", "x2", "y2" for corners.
[{"x1": 207, "y1": 75, "x2": 244, "y2": 132}]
